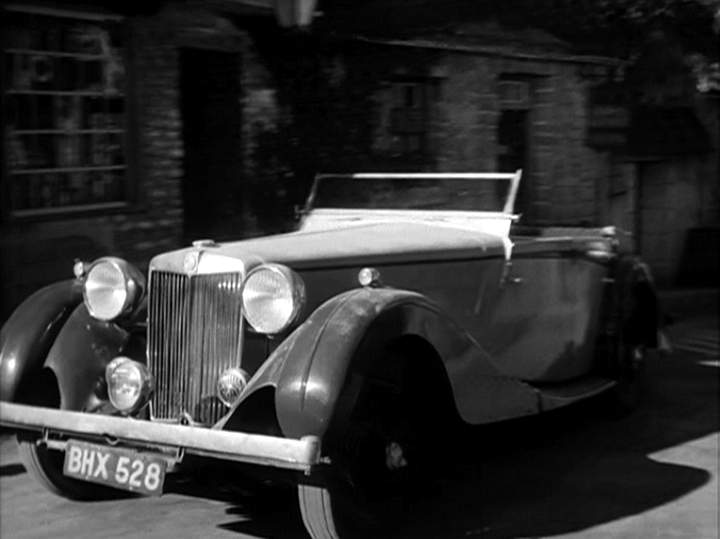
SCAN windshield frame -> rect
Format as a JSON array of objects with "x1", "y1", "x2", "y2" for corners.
[{"x1": 304, "y1": 171, "x2": 522, "y2": 216}]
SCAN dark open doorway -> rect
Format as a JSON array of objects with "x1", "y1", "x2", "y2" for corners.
[
  {"x1": 180, "y1": 48, "x2": 243, "y2": 243},
  {"x1": 497, "y1": 109, "x2": 529, "y2": 217}
]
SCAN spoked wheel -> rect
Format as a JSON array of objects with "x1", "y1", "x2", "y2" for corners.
[{"x1": 299, "y1": 400, "x2": 419, "y2": 539}]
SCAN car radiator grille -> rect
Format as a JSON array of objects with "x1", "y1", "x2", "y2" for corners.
[{"x1": 147, "y1": 271, "x2": 244, "y2": 425}]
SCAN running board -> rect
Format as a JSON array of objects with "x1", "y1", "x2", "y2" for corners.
[{"x1": 532, "y1": 376, "x2": 616, "y2": 412}]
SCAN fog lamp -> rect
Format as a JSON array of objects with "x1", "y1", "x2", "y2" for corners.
[
  {"x1": 217, "y1": 368, "x2": 249, "y2": 407},
  {"x1": 105, "y1": 357, "x2": 153, "y2": 414}
]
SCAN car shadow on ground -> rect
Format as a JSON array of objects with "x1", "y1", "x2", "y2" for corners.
[
  {"x1": 405, "y1": 350, "x2": 717, "y2": 538},
  {"x1": 166, "y1": 475, "x2": 306, "y2": 538},
  {"x1": 0, "y1": 463, "x2": 26, "y2": 478},
  {"x1": 172, "y1": 349, "x2": 717, "y2": 538}
]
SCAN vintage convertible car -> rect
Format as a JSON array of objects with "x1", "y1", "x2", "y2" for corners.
[{"x1": 0, "y1": 171, "x2": 660, "y2": 538}]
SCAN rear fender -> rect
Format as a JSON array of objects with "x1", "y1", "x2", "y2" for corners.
[
  {"x1": 0, "y1": 280, "x2": 82, "y2": 403},
  {"x1": 224, "y1": 288, "x2": 539, "y2": 439}
]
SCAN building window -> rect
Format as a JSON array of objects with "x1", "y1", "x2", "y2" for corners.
[
  {"x1": 2, "y1": 12, "x2": 128, "y2": 218},
  {"x1": 498, "y1": 79, "x2": 531, "y2": 109},
  {"x1": 388, "y1": 80, "x2": 429, "y2": 156}
]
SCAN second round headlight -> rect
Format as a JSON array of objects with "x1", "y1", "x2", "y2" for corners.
[
  {"x1": 105, "y1": 357, "x2": 153, "y2": 414},
  {"x1": 241, "y1": 264, "x2": 305, "y2": 334}
]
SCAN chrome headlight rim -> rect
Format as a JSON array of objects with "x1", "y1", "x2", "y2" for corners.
[
  {"x1": 83, "y1": 257, "x2": 145, "y2": 322},
  {"x1": 217, "y1": 367, "x2": 249, "y2": 408},
  {"x1": 241, "y1": 263, "x2": 306, "y2": 335},
  {"x1": 105, "y1": 356, "x2": 154, "y2": 415}
]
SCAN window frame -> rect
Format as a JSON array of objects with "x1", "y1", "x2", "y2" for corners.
[
  {"x1": 387, "y1": 78, "x2": 433, "y2": 159},
  {"x1": 0, "y1": 8, "x2": 137, "y2": 222}
]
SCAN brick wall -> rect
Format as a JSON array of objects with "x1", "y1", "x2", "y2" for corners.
[
  {"x1": 1, "y1": 8, "x2": 203, "y2": 319},
  {"x1": 117, "y1": 13, "x2": 184, "y2": 264},
  {"x1": 256, "y1": 35, "x2": 618, "y2": 228},
  {"x1": 0, "y1": 12, "x2": 630, "y2": 318}
]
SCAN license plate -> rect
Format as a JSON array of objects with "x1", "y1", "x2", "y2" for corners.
[{"x1": 63, "y1": 440, "x2": 166, "y2": 496}]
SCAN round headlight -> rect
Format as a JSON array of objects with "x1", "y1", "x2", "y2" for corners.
[
  {"x1": 217, "y1": 367, "x2": 249, "y2": 407},
  {"x1": 83, "y1": 257, "x2": 144, "y2": 321},
  {"x1": 241, "y1": 264, "x2": 305, "y2": 334},
  {"x1": 105, "y1": 357, "x2": 153, "y2": 414}
]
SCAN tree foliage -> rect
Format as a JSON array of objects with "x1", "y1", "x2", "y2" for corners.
[
  {"x1": 506, "y1": 0, "x2": 719, "y2": 58},
  {"x1": 321, "y1": 0, "x2": 719, "y2": 58}
]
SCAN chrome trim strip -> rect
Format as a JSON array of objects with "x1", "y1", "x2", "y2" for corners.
[
  {"x1": 345, "y1": 172, "x2": 520, "y2": 179},
  {"x1": 0, "y1": 402, "x2": 321, "y2": 472},
  {"x1": 503, "y1": 169, "x2": 523, "y2": 214},
  {"x1": 149, "y1": 250, "x2": 248, "y2": 276},
  {"x1": 307, "y1": 170, "x2": 524, "y2": 216}
]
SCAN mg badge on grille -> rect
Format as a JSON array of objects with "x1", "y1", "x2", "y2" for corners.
[{"x1": 183, "y1": 251, "x2": 199, "y2": 274}]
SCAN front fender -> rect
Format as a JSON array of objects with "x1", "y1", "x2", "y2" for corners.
[
  {"x1": 0, "y1": 280, "x2": 82, "y2": 403},
  {"x1": 226, "y1": 288, "x2": 538, "y2": 439},
  {"x1": 44, "y1": 305, "x2": 132, "y2": 411}
]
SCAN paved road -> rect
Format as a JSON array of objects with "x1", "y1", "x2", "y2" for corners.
[{"x1": 1, "y1": 317, "x2": 717, "y2": 539}]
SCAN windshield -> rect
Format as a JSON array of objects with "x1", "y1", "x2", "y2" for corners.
[{"x1": 308, "y1": 172, "x2": 521, "y2": 214}]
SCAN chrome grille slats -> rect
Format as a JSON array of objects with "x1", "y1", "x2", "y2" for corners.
[{"x1": 148, "y1": 270, "x2": 244, "y2": 425}]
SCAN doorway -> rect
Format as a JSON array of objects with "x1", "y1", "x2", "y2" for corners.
[
  {"x1": 180, "y1": 48, "x2": 243, "y2": 243},
  {"x1": 497, "y1": 109, "x2": 529, "y2": 216},
  {"x1": 636, "y1": 160, "x2": 700, "y2": 286}
]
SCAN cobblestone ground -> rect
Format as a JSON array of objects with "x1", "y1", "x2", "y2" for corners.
[
  {"x1": 1, "y1": 317, "x2": 717, "y2": 539},
  {"x1": 669, "y1": 316, "x2": 719, "y2": 361}
]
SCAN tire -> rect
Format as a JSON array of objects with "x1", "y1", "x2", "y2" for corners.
[
  {"x1": 16, "y1": 433, "x2": 120, "y2": 500},
  {"x1": 15, "y1": 368, "x2": 122, "y2": 500},
  {"x1": 603, "y1": 257, "x2": 654, "y2": 416},
  {"x1": 298, "y1": 484, "x2": 341, "y2": 539},
  {"x1": 298, "y1": 430, "x2": 415, "y2": 539},
  {"x1": 298, "y1": 340, "x2": 458, "y2": 539},
  {"x1": 606, "y1": 342, "x2": 646, "y2": 416},
  {"x1": 298, "y1": 390, "x2": 419, "y2": 539}
]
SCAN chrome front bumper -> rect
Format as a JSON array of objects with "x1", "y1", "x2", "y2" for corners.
[{"x1": 0, "y1": 402, "x2": 321, "y2": 473}]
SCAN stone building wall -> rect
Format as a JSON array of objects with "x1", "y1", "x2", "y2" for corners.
[
  {"x1": 0, "y1": 7, "x2": 228, "y2": 319},
  {"x1": 0, "y1": 10, "x2": 634, "y2": 319},
  {"x1": 258, "y1": 34, "x2": 620, "y2": 228},
  {"x1": 426, "y1": 54, "x2": 607, "y2": 225},
  {"x1": 113, "y1": 13, "x2": 184, "y2": 264}
]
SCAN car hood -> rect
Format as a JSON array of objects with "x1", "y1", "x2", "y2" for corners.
[{"x1": 150, "y1": 221, "x2": 507, "y2": 273}]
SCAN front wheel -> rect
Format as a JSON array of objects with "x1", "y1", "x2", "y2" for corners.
[
  {"x1": 298, "y1": 343, "x2": 458, "y2": 539},
  {"x1": 298, "y1": 427, "x2": 415, "y2": 539},
  {"x1": 15, "y1": 368, "x2": 121, "y2": 500},
  {"x1": 298, "y1": 384, "x2": 422, "y2": 539},
  {"x1": 17, "y1": 433, "x2": 120, "y2": 500}
]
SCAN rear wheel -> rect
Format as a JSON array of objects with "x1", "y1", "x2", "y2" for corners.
[
  {"x1": 603, "y1": 257, "x2": 654, "y2": 415},
  {"x1": 606, "y1": 342, "x2": 646, "y2": 415}
]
